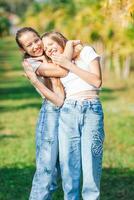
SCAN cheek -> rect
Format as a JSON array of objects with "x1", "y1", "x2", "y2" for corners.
[
  {"x1": 46, "y1": 51, "x2": 51, "y2": 57},
  {"x1": 24, "y1": 47, "x2": 31, "y2": 53},
  {"x1": 57, "y1": 45, "x2": 63, "y2": 53},
  {"x1": 38, "y1": 42, "x2": 43, "y2": 49}
]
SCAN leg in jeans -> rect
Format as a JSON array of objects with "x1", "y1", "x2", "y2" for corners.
[
  {"x1": 29, "y1": 101, "x2": 60, "y2": 200},
  {"x1": 59, "y1": 102, "x2": 81, "y2": 200},
  {"x1": 81, "y1": 100, "x2": 105, "y2": 200}
]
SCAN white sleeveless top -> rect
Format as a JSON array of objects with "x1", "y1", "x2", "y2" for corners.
[{"x1": 60, "y1": 46, "x2": 100, "y2": 99}]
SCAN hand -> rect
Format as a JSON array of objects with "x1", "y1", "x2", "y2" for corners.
[
  {"x1": 74, "y1": 44, "x2": 83, "y2": 53},
  {"x1": 51, "y1": 54, "x2": 72, "y2": 70},
  {"x1": 22, "y1": 60, "x2": 38, "y2": 84},
  {"x1": 67, "y1": 40, "x2": 81, "y2": 46}
]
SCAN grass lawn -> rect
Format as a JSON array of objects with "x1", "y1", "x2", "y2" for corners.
[{"x1": 0, "y1": 37, "x2": 134, "y2": 200}]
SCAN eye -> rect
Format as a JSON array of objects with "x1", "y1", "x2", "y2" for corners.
[
  {"x1": 35, "y1": 38, "x2": 40, "y2": 43},
  {"x1": 26, "y1": 43, "x2": 32, "y2": 48},
  {"x1": 48, "y1": 42, "x2": 53, "y2": 46}
]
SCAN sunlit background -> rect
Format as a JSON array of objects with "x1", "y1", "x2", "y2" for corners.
[{"x1": 0, "y1": 0, "x2": 134, "y2": 199}]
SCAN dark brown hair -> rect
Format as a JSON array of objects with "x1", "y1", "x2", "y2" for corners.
[
  {"x1": 15, "y1": 27, "x2": 41, "y2": 58},
  {"x1": 15, "y1": 27, "x2": 40, "y2": 49}
]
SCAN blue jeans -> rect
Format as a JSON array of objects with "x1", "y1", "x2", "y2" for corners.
[
  {"x1": 59, "y1": 99, "x2": 105, "y2": 200},
  {"x1": 29, "y1": 100, "x2": 60, "y2": 200}
]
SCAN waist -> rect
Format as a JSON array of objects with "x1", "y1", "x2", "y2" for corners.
[
  {"x1": 66, "y1": 90, "x2": 99, "y2": 100},
  {"x1": 63, "y1": 98, "x2": 101, "y2": 107},
  {"x1": 42, "y1": 99, "x2": 61, "y2": 109}
]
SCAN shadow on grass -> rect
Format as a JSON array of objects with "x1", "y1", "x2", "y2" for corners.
[
  {"x1": 0, "y1": 66, "x2": 22, "y2": 73},
  {"x1": 0, "y1": 166, "x2": 63, "y2": 200},
  {"x1": 101, "y1": 168, "x2": 134, "y2": 200},
  {"x1": 0, "y1": 103, "x2": 41, "y2": 113},
  {"x1": 0, "y1": 83, "x2": 42, "y2": 112},
  {"x1": 0, "y1": 134, "x2": 19, "y2": 140},
  {"x1": 0, "y1": 166, "x2": 133, "y2": 200},
  {"x1": 0, "y1": 85, "x2": 128, "y2": 113},
  {"x1": 0, "y1": 85, "x2": 39, "y2": 100},
  {"x1": 1, "y1": 86, "x2": 126, "y2": 102},
  {"x1": 0, "y1": 166, "x2": 34, "y2": 200},
  {"x1": 102, "y1": 87, "x2": 127, "y2": 93},
  {"x1": 100, "y1": 86, "x2": 127, "y2": 102}
]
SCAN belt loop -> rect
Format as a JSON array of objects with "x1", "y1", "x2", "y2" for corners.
[
  {"x1": 74, "y1": 100, "x2": 77, "y2": 107},
  {"x1": 90, "y1": 101, "x2": 92, "y2": 109}
]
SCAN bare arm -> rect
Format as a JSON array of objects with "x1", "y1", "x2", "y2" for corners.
[
  {"x1": 32, "y1": 79, "x2": 64, "y2": 106},
  {"x1": 36, "y1": 61, "x2": 68, "y2": 77},
  {"x1": 25, "y1": 55, "x2": 68, "y2": 78},
  {"x1": 63, "y1": 40, "x2": 81, "y2": 60},
  {"x1": 23, "y1": 66, "x2": 64, "y2": 106},
  {"x1": 51, "y1": 55, "x2": 102, "y2": 88},
  {"x1": 33, "y1": 40, "x2": 81, "y2": 78}
]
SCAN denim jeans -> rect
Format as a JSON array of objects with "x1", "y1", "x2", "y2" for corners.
[
  {"x1": 59, "y1": 99, "x2": 105, "y2": 200},
  {"x1": 29, "y1": 100, "x2": 60, "y2": 200}
]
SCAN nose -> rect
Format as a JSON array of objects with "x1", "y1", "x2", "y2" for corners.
[{"x1": 33, "y1": 42, "x2": 39, "y2": 50}]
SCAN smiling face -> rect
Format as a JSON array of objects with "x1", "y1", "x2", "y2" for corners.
[
  {"x1": 19, "y1": 31, "x2": 44, "y2": 57},
  {"x1": 42, "y1": 36, "x2": 64, "y2": 59}
]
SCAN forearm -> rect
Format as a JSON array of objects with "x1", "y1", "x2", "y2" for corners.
[
  {"x1": 63, "y1": 40, "x2": 81, "y2": 60},
  {"x1": 51, "y1": 55, "x2": 102, "y2": 88},
  {"x1": 68, "y1": 62, "x2": 102, "y2": 88},
  {"x1": 50, "y1": 78, "x2": 65, "y2": 101},
  {"x1": 63, "y1": 41, "x2": 73, "y2": 60},
  {"x1": 25, "y1": 70, "x2": 64, "y2": 106},
  {"x1": 37, "y1": 62, "x2": 68, "y2": 78},
  {"x1": 32, "y1": 79, "x2": 64, "y2": 106}
]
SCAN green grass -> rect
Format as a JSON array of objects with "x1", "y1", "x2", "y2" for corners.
[{"x1": 0, "y1": 37, "x2": 134, "y2": 200}]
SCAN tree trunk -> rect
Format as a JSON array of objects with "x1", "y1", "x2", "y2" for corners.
[
  {"x1": 122, "y1": 55, "x2": 131, "y2": 79},
  {"x1": 113, "y1": 54, "x2": 121, "y2": 78}
]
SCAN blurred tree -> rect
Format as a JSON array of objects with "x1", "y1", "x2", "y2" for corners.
[
  {"x1": 17, "y1": 0, "x2": 134, "y2": 78},
  {"x1": 0, "y1": 15, "x2": 10, "y2": 36},
  {"x1": 0, "y1": 0, "x2": 34, "y2": 16},
  {"x1": 0, "y1": 8, "x2": 10, "y2": 36}
]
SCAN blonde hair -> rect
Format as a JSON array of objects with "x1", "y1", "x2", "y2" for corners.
[
  {"x1": 42, "y1": 31, "x2": 83, "y2": 60},
  {"x1": 41, "y1": 31, "x2": 68, "y2": 49}
]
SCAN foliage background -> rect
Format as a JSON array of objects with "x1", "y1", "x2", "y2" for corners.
[{"x1": 1, "y1": 0, "x2": 134, "y2": 78}]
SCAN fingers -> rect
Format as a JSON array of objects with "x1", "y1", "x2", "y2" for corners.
[
  {"x1": 51, "y1": 55, "x2": 67, "y2": 65},
  {"x1": 51, "y1": 54, "x2": 64, "y2": 60},
  {"x1": 74, "y1": 44, "x2": 83, "y2": 52},
  {"x1": 73, "y1": 40, "x2": 81, "y2": 46},
  {"x1": 51, "y1": 55, "x2": 58, "y2": 62},
  {"x1": 68, "y1": 40, "x2": 81, "y2": 46}
]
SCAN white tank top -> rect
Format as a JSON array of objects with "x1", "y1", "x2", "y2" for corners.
[{"x1": 60, "y1": 46, "x2": 100, "y2": 98}]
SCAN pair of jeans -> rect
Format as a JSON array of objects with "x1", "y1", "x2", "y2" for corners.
[
  {"x1": 29, "y1": 100, "x2": 60, "y2": 200},
  {"x1": 58, "y1": 99, "x2": 105, "y2": 200}
]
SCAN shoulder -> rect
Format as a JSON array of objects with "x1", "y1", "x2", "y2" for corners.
[
  {"x1": 80, "y1": 45, "x2": 100, "y2": 63},
  {"x1": 80, "y1": 45, "x2": 96, "y2": 56},
  {"x1": 26, "y1": 58, "x2": 42, "y2": 72}
]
